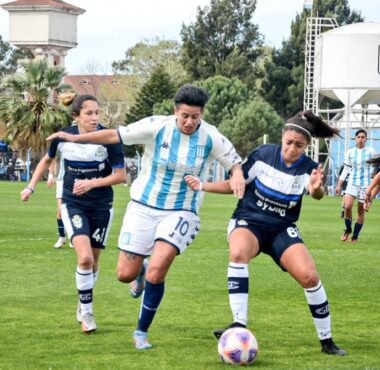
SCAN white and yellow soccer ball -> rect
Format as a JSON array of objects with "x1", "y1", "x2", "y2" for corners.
[{"x1": 218, "y1": 327, "x2": 258, "y2": 365}]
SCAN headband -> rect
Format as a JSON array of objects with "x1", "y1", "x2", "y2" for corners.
[{"x1": 284, "y1": 123, "x2": 312, "y2": 139}]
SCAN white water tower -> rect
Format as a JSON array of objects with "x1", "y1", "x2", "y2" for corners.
[
  {"x1": 1, "y1": 0, "x2": 85, "y2": 67},
  {"x1": 313, "y1": 22, "x2": 380, "y2": 172}
]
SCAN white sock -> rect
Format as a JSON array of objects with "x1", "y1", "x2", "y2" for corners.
[
  {"x1": 76, "y1": 267, "x2": 93, "y2": 315},
  {"x1": 304, "y1": 281, "x2": 331, "y2": 340},
  {"x1": 93, "y1": 268, "x2": 99, "y2": 286},
  {"x1": 228, "y1": 262, "x2": 249, "y2": 326}
]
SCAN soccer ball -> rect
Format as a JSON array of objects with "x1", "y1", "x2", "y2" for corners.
[{"x1": 218, "y1": 327, "x2": 258, "y2": 365}]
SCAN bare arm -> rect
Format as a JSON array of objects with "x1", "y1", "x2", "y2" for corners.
[
  {"x1": 229, "y1": 163, "x2": 245, "y2": 199},
  {"x1": 72, "y1": 167, "x2": 126, "y2": 195},
  {"x1": 364, "y1": 172, "x2": 380, "y2": 211},
  {"x1": 20, "y1": 154, "x2": 53, "y2": 201},
  {"x1": 47, "y1": 158, "x2": 56, "y2": 188},
  {"x1": 46, "y1": 129, "x2": 121, "y2": 145},
  {"x1": 185, "y1": 175, "x2": 233, "y2": 194}
]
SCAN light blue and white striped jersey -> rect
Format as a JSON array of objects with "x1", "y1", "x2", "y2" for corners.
[
  {"x1": 343, "y1": 146, "x2": 376, "y2": 187},
  {"x1": 118, "y1": 116, "x2": 241, "y2": 213}
]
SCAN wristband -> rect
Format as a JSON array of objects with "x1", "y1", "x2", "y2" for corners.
[
  {"x1": 26, "y1": 187, "x2": 34, "y2": 193},
  {"x1": 48, "y1": 173, "x2": 54, "y2": 180}
]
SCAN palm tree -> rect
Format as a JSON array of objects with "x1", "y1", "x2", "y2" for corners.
[{"x1": 0, "y1": 58, "x2": 72, "y2": 157}]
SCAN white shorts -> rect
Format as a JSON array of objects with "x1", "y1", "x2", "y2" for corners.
[
  {"x1": 118, "y1": 201, "x2": 200, "y2": 256},
  {"x1": 344, "y1": 184, "x2": 367, "y2": 203},
  {"x1": 56, "y1": 180, "x2": 63, "y2": 199}
]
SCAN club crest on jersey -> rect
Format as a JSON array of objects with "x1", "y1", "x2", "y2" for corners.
[
  {"x1": 161, "y1": 142, "x2": 169, "y2": 149},
  {"x1": 291, "y1": 178, "x2": 301, "y2": 192},
  {"x1": 95, "y1": 146, "x2": 106, "y2": 160},
  {"x1": 72, "y1": 215, "x2": 83, "y2": 229}
]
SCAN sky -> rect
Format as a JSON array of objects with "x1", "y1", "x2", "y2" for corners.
[{"x1": 0, "y1": 0, "x2": 379, "y2": 75}]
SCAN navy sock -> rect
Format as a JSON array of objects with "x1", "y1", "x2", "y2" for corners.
[
  {"x1": 137, "y1": 280, "x2": 164, "y2": 332},
  {"x1": 352, "y1": 223, "x2": 363, "y2": 239},
  {"x1": 57, "y1": 219, "x2": 65, "y2": 237},
  {"x1": 344, "y1": 218, "x2": 352, "y2": 232}
]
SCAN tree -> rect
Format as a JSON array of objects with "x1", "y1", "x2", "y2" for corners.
[
  {"x1": 0, "y1": 58, "x2": 72, "y2": 157},
  {"x1": 197, "y1": 75, "x2": 251, "y2": 127},
  {"x1": 260, "y1": 0, "x2": 363, "y2": 119},
  {"x1": 112, "y1": 38, "x2": 187, "y2": 89},
  {"x1": 0, "y1": 35, "x2": 33, "y2": 78},
  {"x1": 219, "y1": 96, "x2": 283, "y2": 158},
  {"x1": 124, "y1": 65, "x2": 176, "y2": 157},
  {"x1": 180, "y1": 0, "x2": 262, "y2": 87}
]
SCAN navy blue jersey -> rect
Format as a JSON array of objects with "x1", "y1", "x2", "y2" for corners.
[
  {"x1": 232, "y1": 144, "x2": 318, "y2": 229},
  {"x1": 48, "y1": 125, "x2": 125, "y2": 209}
]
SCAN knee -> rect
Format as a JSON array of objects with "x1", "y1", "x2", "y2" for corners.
[
  {"x1": 117, "y1": 268, "x2": 134, "y2": 283},
  {"x1": 145, "y1": 266, "x2": 164, "y2": 284},
  {"x1": 299, "y1": 270, "x2": 320, "y2": 288},
  {"x1": 78, "y1": 255, "x2": 94, "y2": 270},
  {"x1": 229, "y1": 247, "x2": 252, "y2": 264}
]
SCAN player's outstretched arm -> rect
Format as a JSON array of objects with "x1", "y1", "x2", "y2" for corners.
[
  {"x1": 46, "y1": 129, "x2": 120, "y2": 145},
  {"x1": 184, "y1": 175, "x2": 233, "y2": 194},
  {"x1": 229, "y1": 164, "x2": 245, "y2": 199}
]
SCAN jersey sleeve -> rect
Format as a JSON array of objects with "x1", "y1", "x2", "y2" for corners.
[
  {"x1": 118, "y1": 116, "x2": 162, "y2": 145},
  {"x1": 47, "y1": 138, "x2": 60, "y2": 159},
  {"x1": 210, "y1": 130, "x2": 242, "y2": 171}
]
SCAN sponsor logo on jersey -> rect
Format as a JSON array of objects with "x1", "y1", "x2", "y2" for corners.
[
  {"x1": 98, "y1": 162, "x2": 105, "y2": 171},
  {"x1": 161, "y1": 142, "x2": 169, "y2": 149},
  {"x1": 72, "y1": 215, "x2": 83, "y2": 229}
]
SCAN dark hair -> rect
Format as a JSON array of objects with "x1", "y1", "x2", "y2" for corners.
[
  {"x1": 174, "y1": 85, "x2": 209, "y2": 108},
  {"x1": 284, "y1": 110, "x2": 340, "y2": 142},
  {"x1": 70, "y1": 94, "x2": 98, "y2": 117},
  {"x1": 355, "y1": 129, "x2": 367, "y2": 137}
]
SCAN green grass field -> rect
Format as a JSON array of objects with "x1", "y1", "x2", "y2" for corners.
[{"x1": 0, "y1": 181, "x2": 379, "y2": 369}]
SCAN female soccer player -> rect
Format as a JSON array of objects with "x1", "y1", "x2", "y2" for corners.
[
  {"x1": 46, "y1": 85, "x2": 245, "y2": 349},
  {"x1": 186, "y1": 111, "x2": 347, "y2": 356},
  {"x1": 20, "y1": 94, "x2": 126, "y2": 333},
  {"x1": 335, "y1": 129, "x2": 376, "y2": 243}
]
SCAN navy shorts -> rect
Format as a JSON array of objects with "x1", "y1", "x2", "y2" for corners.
[
  {"x1": 61, "y1": 204, "x2": 114, "y2": 249},
  {"x1": 227, "y1": 219, "x2": 304, "y2": 270}
]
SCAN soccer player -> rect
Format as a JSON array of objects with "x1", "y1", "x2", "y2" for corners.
[
  {"x1": 335, "y1": 129, "x2": 376, "y2": 243},
  {"x1": 46, "y1": 85, "x2": 245, "y2": 349},
  {"x1": 186, "y1": 111, "x2": 347, "y2": 356},
  {"x1": 21, "y1": 94, "x2": 126, "y2": 333}
]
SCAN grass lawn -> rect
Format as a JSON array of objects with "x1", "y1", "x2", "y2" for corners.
[{"x1": 0, "y1": 181, "x2": 379, "y2": 369}]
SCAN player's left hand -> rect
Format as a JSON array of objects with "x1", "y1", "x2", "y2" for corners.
[
  {"x1": 73, "y1": 179, "x2": 94, "y2": 195},
  {"x1": 184, "y1": 175, "x2": 202, "y2": 191}
]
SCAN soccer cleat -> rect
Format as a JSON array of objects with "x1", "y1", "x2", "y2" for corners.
[
  {"x1": 133, "y1": 330, "x2": 153, "y2": 350},
  {"x1": 213, "y1": 322, "x2": 246, "y2": 339},
  {"x1": 130, "y1": 259, "x2": 148, "y2": 299},
  {"x1": 81, "y1": 312, "x2": 97, "y2": 333},
  {"x1": 76, "y1": 301, "x2": 82, "y2": 323},
  {"x1": 54, "y1": 236, "x2": 66, "y2": 248},
  {"x1": 350, "y1": 237, "x2": 358, "y2": 243},
  {"x1": 340, "y1": 229, "x2": 351, "y2": 242},
  {"x1": 321, "y1": 338, "x2": 347, "y2": 356}
]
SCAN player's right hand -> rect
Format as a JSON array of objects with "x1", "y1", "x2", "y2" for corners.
[{"x1": 20, "y1": 188, "x2": 33, "y2": 201}]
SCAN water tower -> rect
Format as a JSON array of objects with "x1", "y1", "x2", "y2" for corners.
[
  {"x1": 305, "y1": 21, "x2": 380, "y2": 177},
  {"x1": 1, "y1": 0, "x2": 85, "y2": 67}
]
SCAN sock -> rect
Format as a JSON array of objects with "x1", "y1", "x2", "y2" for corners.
[
  {"x1": 57, "y1": 219, "x2": 65, "y2": 237},
  {"x1": 93, "y1": 269, "x2": 99, "y2": 286},
  {"x1": 76, "y1": 267, "x2": 93, "y2": 315},
  {"x1": 344, "y1": 218, "x2": 352, "y2": 232},
  {"x1": 352, "y1": 223, "x2": 363, "y2": 239},
  {"x1": 137, "y1": 280, "x2": 164, "y2": 332},
  {"x1": 304, "y1": 281, "x2": 331, "y2": 340},
  {"x1": 228, "y1": 262, "x2": 249, "y2": 326}
]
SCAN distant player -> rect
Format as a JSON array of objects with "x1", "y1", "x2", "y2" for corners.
[
  {"x1": 186, "y1": 111, "x2": 347, "y2": 356},
  {"x1": 46, "y1": 85, "x2": 245, "y2": 349},
  {"x1": 21, "y1": 94, "x2": 126, "y2": 333},
  {"x1": 335, "y1": 129, "x2": 376, "y2": 243}
]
